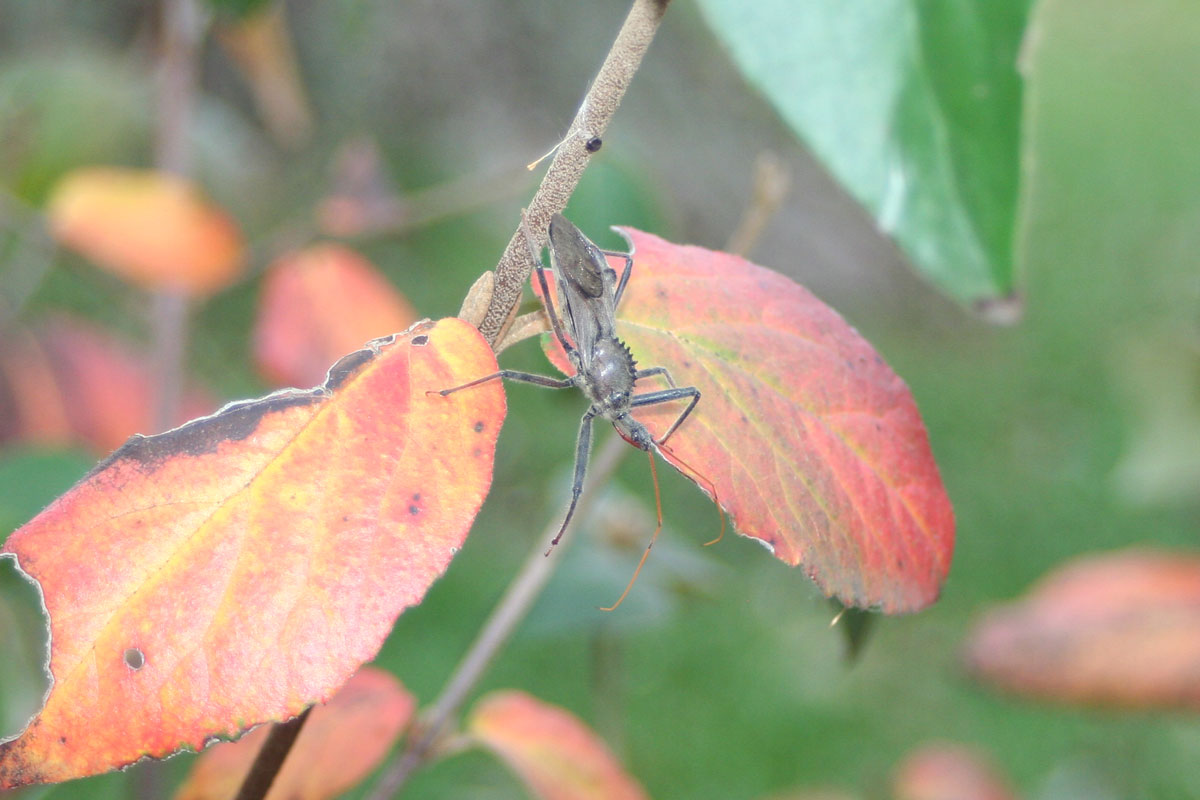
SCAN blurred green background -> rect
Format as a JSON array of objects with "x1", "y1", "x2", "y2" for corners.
[{"x1": 2, "y1": 1, "x2": 1200, "y2": 798}]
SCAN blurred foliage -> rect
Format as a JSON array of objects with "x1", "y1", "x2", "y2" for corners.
[
  {"x1": 1, "y1": 0, "x2": 1200, "y2": 798},
  {"x1": 695, "y1": 0, "x2": 1029, "y2": 305}
]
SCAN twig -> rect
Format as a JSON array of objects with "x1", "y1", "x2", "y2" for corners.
[
  {"x1": 365, "y1": 435, "x2": 631, "y2": 800},
  {"x1": 150, "y1": 0, "x2": 206, "y2": 434},
  {"x1": 724, "y1": 151, "x2": 792, "y2": 257},
  {"x1": 232, "y1": 707, "x2": 314, "y2": 800},
  {"x1": 477, "y1": 0, "x2": 671, "y2": 346}
]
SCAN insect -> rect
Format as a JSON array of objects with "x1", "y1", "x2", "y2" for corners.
[{"x1": 436, "y1": 213, "x2": 711, "y2": 603}]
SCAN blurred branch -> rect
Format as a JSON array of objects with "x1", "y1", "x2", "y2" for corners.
[
  {"x1": 149, "y1": 0, "x2": 208, "y2": 435},
  {"x1": 477, "y1": 0, "x2": 672, "y2": 346},
  {"x1": 725, "y1": 151, "x2": 791, "y2": 257},
  {"x1": 365, "y1": 435, "x2": 631, "y2": 800}
]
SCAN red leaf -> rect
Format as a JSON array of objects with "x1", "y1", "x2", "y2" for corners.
[
  {"x1": 0, "y1": 316, "x2": 216, "y2": 452},
  {"x1": 963, "y1": 548, "x2": 1200, "y2": 710},
  {"x1": 47, "y1": 168, "x2": 244, "y2": 296},
  {"x1": 253, "y1": 244, "x2": 417, "y2": 388},
  {"x1": 174, "y1": 667, "x2": 413, "y2": 800},
  {"x1": 891, "y1": 743, "x2": 1017, "y2": 800},
  {"x1": 540, "y1": 229, "x2": 953, "y2": 613},
  {"x1": 468, "y1": 690, "x2": 648, "y2": 800},
  {"x1": 0, "y1": 318, "x2": 504, "y2": 789}
]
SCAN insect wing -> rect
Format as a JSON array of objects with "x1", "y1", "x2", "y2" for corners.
[{"x1": 547, "y1": 214, "x2": 619, "y2": 359}]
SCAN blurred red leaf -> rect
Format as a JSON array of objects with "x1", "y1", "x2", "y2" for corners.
[
  {"x1": 539, "y1": 228, "x2": 953, "y2": 613},
  {"x1": 964, "y1": 548, "x2": 1200, "y2": 710},
  {"x1": 253, "y1": 244, "x2": 417, "y2": 388},
  {"x1": 315, "y1": 138, "x2": 407, "y2": 237},
  {"x1": 468, "y1": 690, "x2": 648, "y2": 800},
  {"x1": 0, "y1": 318, "x2": 504, "y2": 789},
  {"x1": 47, "y1": 167, "x2": 244, "y2": 295},
  {"x1": 174, "y1": 667, "x2": 413, "y2": 800},
  {"x1": 891, "y1": 743, "x2": 1017, "y2": 800},
  {"x1": 0, "y1": 316, "x2": 215, "y2": 452}
]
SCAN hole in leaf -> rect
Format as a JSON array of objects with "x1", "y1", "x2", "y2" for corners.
[
  {"x1": 124, "y1": 647, "x2": 145, "y2": 670},
  {"x1": 411, "y1": 335, "x2": 429, "y2": 346}
]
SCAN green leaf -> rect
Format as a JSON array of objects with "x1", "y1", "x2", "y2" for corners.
[
  {"x1": 204, "y1": 0, "x2": 275, "y2": 21},
  {"x1": 694, "y1": 0, "x2": 1030, "y2": 305}
]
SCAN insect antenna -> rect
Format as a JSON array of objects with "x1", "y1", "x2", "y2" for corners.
[
  {"x1": 600, "y1": 450, "x2": 664, "y2": 612},
  {"x1": 656, "y1": 440, "x2": 726, "y2": 546}
]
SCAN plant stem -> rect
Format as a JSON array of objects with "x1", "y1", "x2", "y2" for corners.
[
  {"x1": 232, "y1": 707, "x2": 313, "y2": 800},
  {"x1": 477, "y1": 0, "x2": 671, "y2": 346},
  {"x1": 365, "y1": 435, "x2": 631, "y2": 800},
  {"x1": 150, "y1": 0, "x2": 205, "y2": 434}
]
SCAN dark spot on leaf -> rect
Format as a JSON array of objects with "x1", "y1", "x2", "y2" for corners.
[
  {"x1": 103, "y1": 391, "x2": 324, "y2": 471},
  {"x1": 411, "y1": 334, "x2": 429, "y2": 346},
  {"x1": 409, "y1": 504, "x2": 420, "y2": 516},
  {"x1": 473, "y1": 447, "x2": 482, "y2": 458},
  {"x1": 342, "y1": 515, "x2": 349, "y2": 522},
  {"x1": 59, "y1": 737, "x2": 66, "y2": 745},
  {"x1": 655, "y1": 287, "x2": 668, "y2": 301},
  {"x1": 124, "y1": 648, "x2": 145, "y2": 670},
  {"x1": 473, "y1": 421, "x2": 485, "y2": 433},
  {"x1": 325, "y1": 347, "x2": 378, "y2": 390},
  {"x1": 412, "y1": 493, "x2": 421, "y2": 502}
]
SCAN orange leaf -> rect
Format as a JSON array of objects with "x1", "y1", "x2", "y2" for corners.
[
  {"x1": 468, "y1": 690, "x2": 647, "y2": 800},
  {"x1": 47, "y1": 167, "x2": 244, "y2": 295},
  {"x1": 891, "y1": 743, "x2": 1017, "y2": 800},
  {"x1": 0, "y1": 318, "x2": 504, "y2": 789},
  {"x1": 216, "y1": 4, "x2": 314, "y2": 149},
  {"x1": 963, "y1": 548, "x2": 1200, "y2": 710},
  {"x1": 539, "y1": 229, "x2": 953, "y2": 613},
  {"x1": 0, "y1": 316, "x2": 216, "y2": 452},
  {"x1": 253, "y1": 244, "x2": 417, "y2": 388},
  {"x1": 174, "y1": 667, "x2": 413, "y2": 800}
]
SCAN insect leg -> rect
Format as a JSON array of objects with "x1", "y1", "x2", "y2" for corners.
[
  {"x1": 434, "y1": 370, "x2": 573, "y2": 397},
  {"x1": 633, "y1": 366, "x2": 677, "y2": 388},
  {"x1": 520, "y1": 211, "x2": 578, "y2": 359},
  {"x1": 600, "y1": 249, "x2": 634, "y2": 306},
  {"x1": 547, "y1": 408, "x2": 597, "y2": 554},
  {"x1": 629, "y1": 386, "x2": 701, "y2": 445}
]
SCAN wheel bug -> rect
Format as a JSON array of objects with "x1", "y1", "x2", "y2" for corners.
[{"x1": 435, "y1": 213, "x2": 715, "y2": 607}]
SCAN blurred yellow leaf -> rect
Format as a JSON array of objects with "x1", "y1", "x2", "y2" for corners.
[{"x1": 47, "y1": 167, "x2": 244, "y2": 295}]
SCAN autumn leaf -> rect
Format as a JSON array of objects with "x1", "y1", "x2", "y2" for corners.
[
  {"x1": 963, "y1": 548, "x2": 1200, "y2": 710},
  {"x1": 0, "y1": 316, "x2": 215, "y2": 452},
  {"x1": 47, "y1": 167, "x2": 244, "y2": 295},
  {"x1": 468, "y1": 690, "x2": 648, "y2": 800},
  {"x1": 216, "y1": 3, "x2": 313, "y2": 149},
  {"x1": 253, "y1": 244, "x2": 417, "y2": 388},
  {"x1": 540, "y1": 228, "x2": 954, "y2": 613},
  {"x1": 0, "y1": 318, "x2": 504, "y2": 789},
  {"x1": 891, "y1": 743, "x2": 1017, "y2": 800},
  {"x1": 174, "y1": 667, "x2": 413, "y2": 800}
]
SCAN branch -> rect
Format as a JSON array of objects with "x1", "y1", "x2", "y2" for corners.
[
  {"x1": 365, "y1": 435, "x2": 631, "y2": 800},
  {"x1": 232, "y1": 707, "x2": 313, "y2": 800},
  {"x1": 477, "y1": 0, "x2": 671, "y2": 346}
]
